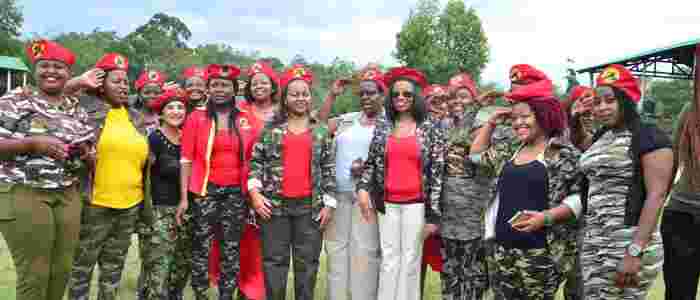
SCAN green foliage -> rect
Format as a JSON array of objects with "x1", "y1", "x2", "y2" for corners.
[
  {"x1": 0, "y1": 0, "x2": 24, "y2": 57},
  {"x1": 394, "y1": 0, "x2": 489, "y2": 83},
  {"x1": 647, "y1": 79, "x2": 692, "y2": 123}
]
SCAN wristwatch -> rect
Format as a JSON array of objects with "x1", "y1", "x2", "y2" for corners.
[{"x1": 627, "y1": 243, "x2": 644, "y2": 257}]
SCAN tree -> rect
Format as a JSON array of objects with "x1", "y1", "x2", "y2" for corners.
[
  {"x1": 647, "y1": 78, "x2": 693, "y2": 124},
  {"x1": 125, "y1": 13, "x2": 192, "y2": 70},
  {"x1": 290, "y1": 54, "x2": 309, "y2": 66},
  {"x1": 0, "y1": 0, "x2": 24, "y2": 57},
  {"x1": 54, "y1": 29, "x2": 131, "y2": 75},
  {"x1": 394, "y1": 0, "x2": 489, "y2": 83}
]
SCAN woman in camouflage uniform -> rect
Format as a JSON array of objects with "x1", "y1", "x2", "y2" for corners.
[
  {"x1": 470, "y1": 71, "x2": 584, "y2": 300},
  {"x1": 577, "y1": 65, "x2": 673, "y2": 299},
  {"x1": 247, "y1": 65, "x2": 336, "y2": 300},
  {"x1": 357, "y1": 67, "x2": 446, "y2": 300},
  {"x1": 439, "y1": 73, "x2": 491, "y2": 300},
  {"x1": 0, "y1": 40, "x2": 93, "y2": 300}
]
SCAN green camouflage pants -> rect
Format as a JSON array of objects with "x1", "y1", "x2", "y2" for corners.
[
  {"x1": 0, "y1": 184, "x2": 81, "y2": 300},
  {"x1": 136, "y1": 205, "x2": 194, "y2": 300},
  {"x1": 68, "y1": 202, "x2": 140, "y2": 300},
  {"x1": 487, "y1": 243, "x2": 562, "y2": 300}
]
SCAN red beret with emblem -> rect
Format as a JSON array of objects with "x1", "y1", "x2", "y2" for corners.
[
  {"x1": 94, "y1": 53, "x2": 129, "y2": 72},
  {"x1": 181, "y1": 66, "x2": 208, "y2": 81},
  {"x1": 422, "y1": 84, "x2": 448, "y2": 98},
  {"x1": 280, "y1": 64, "x2": 314, "y2": 89},
  {"x1": 206, "y1": 64, "x2": 241, "y2": 81},
  {"x1": 359, "y1": 67, "x2": 387, "y2": 93},
  {"x1": 384, "y1": 67, "x2": 428, "y2": 90},
  {"x1": 26, "y1": 39, "x2": 76, "y2": 66},
  {"x1": 135, "y1": 70, "x2": 167, "y2": 91},
  {"x1": 568, "y1": 85, "x2": 593, "y2": 102},
  {"x1": 595, "y1": 64, "x2": 641, "y2": 103},
  {"x1": 247, "y1": 61, "x2": 279, "y2": 85},
  {"x1": 448, "y1": 73, "x2": 478, "y2": 97},
  {"x1": 505, "y1": 78, "x2": 554, "y2": 102},
  {"x1": 510, "y1": 64, "x2": 548, "y2": 85},
  {"x1": 148, "y1": 88, "x2": 188, "y2": 113}
]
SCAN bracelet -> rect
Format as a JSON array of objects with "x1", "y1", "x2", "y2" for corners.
[{"x1": 543, "y1": 211, "x2": 554, "y2": 227}]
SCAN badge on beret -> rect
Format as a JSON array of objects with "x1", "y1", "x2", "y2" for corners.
[
  {"x1": 239, "y1": 117, "x2": 251, "y2": 130},
  {"x1": 450, "y1": 75, "x2": 463, "y2": 86},
  {"x1": 293, "y1": 68, "x2": 306, "y2": 78},
  {"x1": 251, "y1": 63, "x2": 263, "y2": 73},
  {"x1": 221, "y1": 66, "x2": 230, "y2": 78},
  {"x1": 599, "y1": 67, "x2": 621, "y2": 84},
  {"x1": 148, "y1": 71, "x2": 159, "y2": 81},
  {"x1": 31, "y1": 41, "x2": 46, "y2": 58},
  {"x1": 510, "y1": 69, "x2": 522, "y2": 82},
  {"x1": 114, "y1": 56, "x2": 126, "y2": 69}
]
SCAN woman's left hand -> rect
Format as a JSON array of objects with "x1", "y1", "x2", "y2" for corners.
[
  {"x1": 511, "y1": 210, "x2": 546, "y2": 232},
  {"x1": 615, "y1": 254, "x2": 642, "y2": 288},
  {"x1": 318, "y1": 207, "x2": 335, "y2": 229}
]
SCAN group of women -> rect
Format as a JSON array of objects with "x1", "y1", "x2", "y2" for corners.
[{"x1": 0, "y1": 38, "x2": 695, "y2": 300}]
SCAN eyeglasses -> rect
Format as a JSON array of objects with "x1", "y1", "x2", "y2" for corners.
[
  {"x1": 391, "y1": 91, "x2": 414, "y2": 99},
  {"x1": 359, "y1": 90, "x2": 379, "y2": 97}
]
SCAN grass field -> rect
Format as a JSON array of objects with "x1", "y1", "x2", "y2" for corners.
[{"x1": 0, "y1": 234, "x2": 681, "y2": 299}]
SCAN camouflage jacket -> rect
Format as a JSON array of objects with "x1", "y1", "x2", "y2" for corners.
[
  {"x1": 78, "y1": 96, "x2": 154, "y2": 223},
  {"x1": 248, "y1": 119, "x2": 336, "y2": 220},
  {"x1": 356, "y1": 118, "x2": 447, "y2": 224},
  {"x1": 477, "y1": 136, "x2": 584, "y2": 246},
  {"x1": 0, "y1": 91, "x2": 93, "y2": 189}
]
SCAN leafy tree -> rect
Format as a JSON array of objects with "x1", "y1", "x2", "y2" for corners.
[
  {"x1": 54, "y1": 30, "x2": 130, "y2": 75},
  {"x1": 0, "y1": 0, "x2": 24, "y2": 57},
  {"x1": 125, "y1": 13, "x2": 192, "y2": 70},
  {"x1": 647, "y1": 78, "x2": 693, "y2": 125},
  {"x1": 394, "y1": 0, "x2": 489, "y2": 83}
]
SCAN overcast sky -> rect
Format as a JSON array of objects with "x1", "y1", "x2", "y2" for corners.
[{"x1": 20, "y1": 0, "x2": 700, "y2": 87}]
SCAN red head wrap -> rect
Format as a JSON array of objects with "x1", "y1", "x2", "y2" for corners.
[
  {"x1": 359, "y1": 67, "x2": 387, "y2": 93},
  {"x1": 181, "y1": 66, "x2": 208, "y2": 81},
  {"x1": 247, "y1": 61, "x2": 279, "y2": 85},
  {"x1": 26, "y1": 39, "x2": 76, "y2": 66},
  {"x1": 95, "y1": 53, "x2": 129, "y2": 72},
  {"x1": 422, "y1": 84, "x2": 448, "y2": 99},
  {"x1": 280, "y1": 64, "x2": 314, "y2": 89},
  {"x1": 135, "y1": 70, "x2": 167, "y2": 91},
  {"x1": 595, "y1": 64, "x2": 641, "y2": 103},
  {"x1": 206, "y1": 64, "x2": 241, "y2": 81},
  {"x1": 510, "y1": 64, "x2": 548, "y2": 84}
]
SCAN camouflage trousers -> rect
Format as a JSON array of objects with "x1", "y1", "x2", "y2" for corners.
[
  {"x1": 68, "y1": 202, "x2": 140, "y2": 300},
  {"x1": 0, "y1": 184, "x2": 81, "y2": 300},
  {"x1": 191, "y1": 184, "x2": 248, "y2": 299},
  {"x1": 581, "y1": 226, "x2": 663, "y2": 300},
  {"x1": 561, "y1": 228, "x2": 583, "y2": 300},
  {"x1": 135, "y1": 205, "x2": 193, "y2": 300},
  {"x1": 440, "y1": 238, "x2": 488, "y2": 300},
  {"x1": 487, "y1": 243, "x2": 562, "y2": 300}
]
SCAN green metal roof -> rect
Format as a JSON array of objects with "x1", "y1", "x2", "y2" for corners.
[
  {"x1": 0, "y1": 56, "x2": 29, "y2": 72},
  {"x1": 577, "y1": 37, "x2": 699, "y2": 77}
]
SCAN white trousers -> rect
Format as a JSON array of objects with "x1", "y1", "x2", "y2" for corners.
[
  {"x1": 324, "y1": 192, "x2": 381, "y2": 300},
  {"x1": 377, "y1": 202, "x2": 425, "y2": 300}
]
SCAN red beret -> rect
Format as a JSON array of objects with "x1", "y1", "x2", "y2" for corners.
[
  {"x1": 148, "y1": 88, "x2": 188, "y2": 113},
  {"x1": 135, "y1": 70, "x2": 167, "y2": 91},
  {"x1": 505, "y1": 79, "x2": 554, "y2": 102},
  {"x1": 448, "y1": 73, "x2": 477, "y2": 97},
  {"x1": 95, "y1": 53, "x2": 129, "y2": 72},
  {"x1": 280, "y1": 64, "x2": 314, "y2": 89},
  {"x1": 181, "y1": 66, "x2": 208, "y2": 81},
  {"x1": 595, "y1": 64, "x2": 641, "y2": 103},
  {"x1": 510, "y1": 64, "x2": 549, "y2": 84},
  {"x1": 247, "y1": 61, "x2": 279, "y2": 85},
  {"x1": 568, "y1": 85, "x2": 593, "y2": 102},
  {"x1": 422, "y1": 84, "x2": 448, "y2": 98},
  {"x1": 384, "y1": 67, "x2": 428, "y2": 90},
  {"x1": 26, "y1": 39, "x2": 76, "y2": 66},
  {"x1": 206, "y1": 64, "x2": 241, "y2": 81},
  {"x1": 359, "y1": 67, "x2": 387, "y2": 92}
]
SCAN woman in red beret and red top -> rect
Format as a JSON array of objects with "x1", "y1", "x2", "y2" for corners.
[
  {"x1": 573, "y1": 65, "x2": 672, "y2": 299},
  {"x1": 240, "y1": 61, "x2": 280, "y2": 127},
  {"x1": 176, "y1": 63, "x2": 258, "y2": 300},
  {"x1": 470, "y1": 73, "x2": 584, "y2": 300},
  {"x1": 356, "y1": 67, "x2": 446, "y2": 300},
  {"x1": 181, "y1": 66, "x2": 209, "y2": 113},
  {"x1": 0, "y1": 40, "x2": 93, "y2": 300},
  {"x1": 68, "y1": 53, "x2": 153, "y2": 300},
  {"x1": 247, "y1": 65, "x2": 336, "y2": 300}
]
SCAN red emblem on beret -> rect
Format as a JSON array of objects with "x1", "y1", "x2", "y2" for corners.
[
  {"x1": 596, "y1": 64, "x2": 641, "y2": 103},
  {"x1": 280, "y1": 64, "x2": 314, "y2": 89},
  {"x1": 25, "y1": 39, "x2": 76, "y2": 66}
]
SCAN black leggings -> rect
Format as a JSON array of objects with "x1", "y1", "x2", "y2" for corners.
[{"x1": 661, "y1": 210, "x2": 700, "y2": 300}]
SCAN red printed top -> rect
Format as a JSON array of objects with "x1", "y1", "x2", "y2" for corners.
[
  {"x1": 208, "y1": 129, "x2": 242, "y2": 186},
  {"x1": 385, "y1": 135, "x2": 422, "y2": 203}
]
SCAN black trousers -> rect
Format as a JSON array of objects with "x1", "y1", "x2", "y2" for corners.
[{"x1": 661, "y1": 210, "x2": 700, "y2": 300}]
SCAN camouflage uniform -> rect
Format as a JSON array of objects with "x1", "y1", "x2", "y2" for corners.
[
  {"x1": 168, "y1": 208, "x2": 193, "y2": 299},
  {"x1": 248, "y1": 119, "x2": 335, "y2": 300},
  {"x1": 579, "y1": 129, "x2": 664, "y2": 299},
  {"x1": 476, "y1": 135, "x2": 584, "y2": 300},
  {"x1": 190, "y1": 185, "x2": 248, "y2": 300},
  {"x1": 0, "y1": 91, "x2": 92, "y2": 300},
  {"x1": 68, "y1": 96, "x2": 153, "y2": 300}
]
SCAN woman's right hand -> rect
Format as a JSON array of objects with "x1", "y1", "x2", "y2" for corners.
[
  {"x1": 79, "y1": 68, "x2": 106, "y2": 90},
  {"x1": 251, "y1": 192, "x2": 273, "y2": 220},
  {"x1": 27, "y1": 136, "x2": 68, "y2": 160},
  {"x1": 175, "y1": 200, "x2": 188, "y2": 226},
  {"x1": 488, "y1": 107, "x2": 512, "y2": 126},
  {"x1": 357, "y1": 190, "x2": 375, "y2": 223},
  {"x1": 571, "y1": 95, "x2": 594, "y2": 116}
]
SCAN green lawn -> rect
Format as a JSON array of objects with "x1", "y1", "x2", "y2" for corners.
[{"x1": 0, "y1": 235, "x2": 678, "y2": 299}]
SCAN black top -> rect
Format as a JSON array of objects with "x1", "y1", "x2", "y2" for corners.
[
  {"x1": 149, "y1": 129, "x2": 181, "y2": 206},
  {"x1": 496, "y1": 159, "x2": 548, "y2": 249}
]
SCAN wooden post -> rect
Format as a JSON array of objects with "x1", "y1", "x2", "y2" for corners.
[{"x1": 6, "y1": 70, "x2": 11, "y2": 94}]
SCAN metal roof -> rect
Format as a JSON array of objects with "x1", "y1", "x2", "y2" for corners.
[
  {"x1": 577, "y1": 38, "x2": 699, "y2": 80},
  {"x1": 0, "y1": 56, "x2": 29, "y2": 72}
]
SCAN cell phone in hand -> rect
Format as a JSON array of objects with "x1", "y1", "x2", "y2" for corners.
[{"x1": 508, "y1": 211, "x2": 526, "y2": 224}]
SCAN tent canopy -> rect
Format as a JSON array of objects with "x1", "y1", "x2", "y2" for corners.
[{"x1": 0, "y1": 56, "x2": 29, "y2": 72}]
